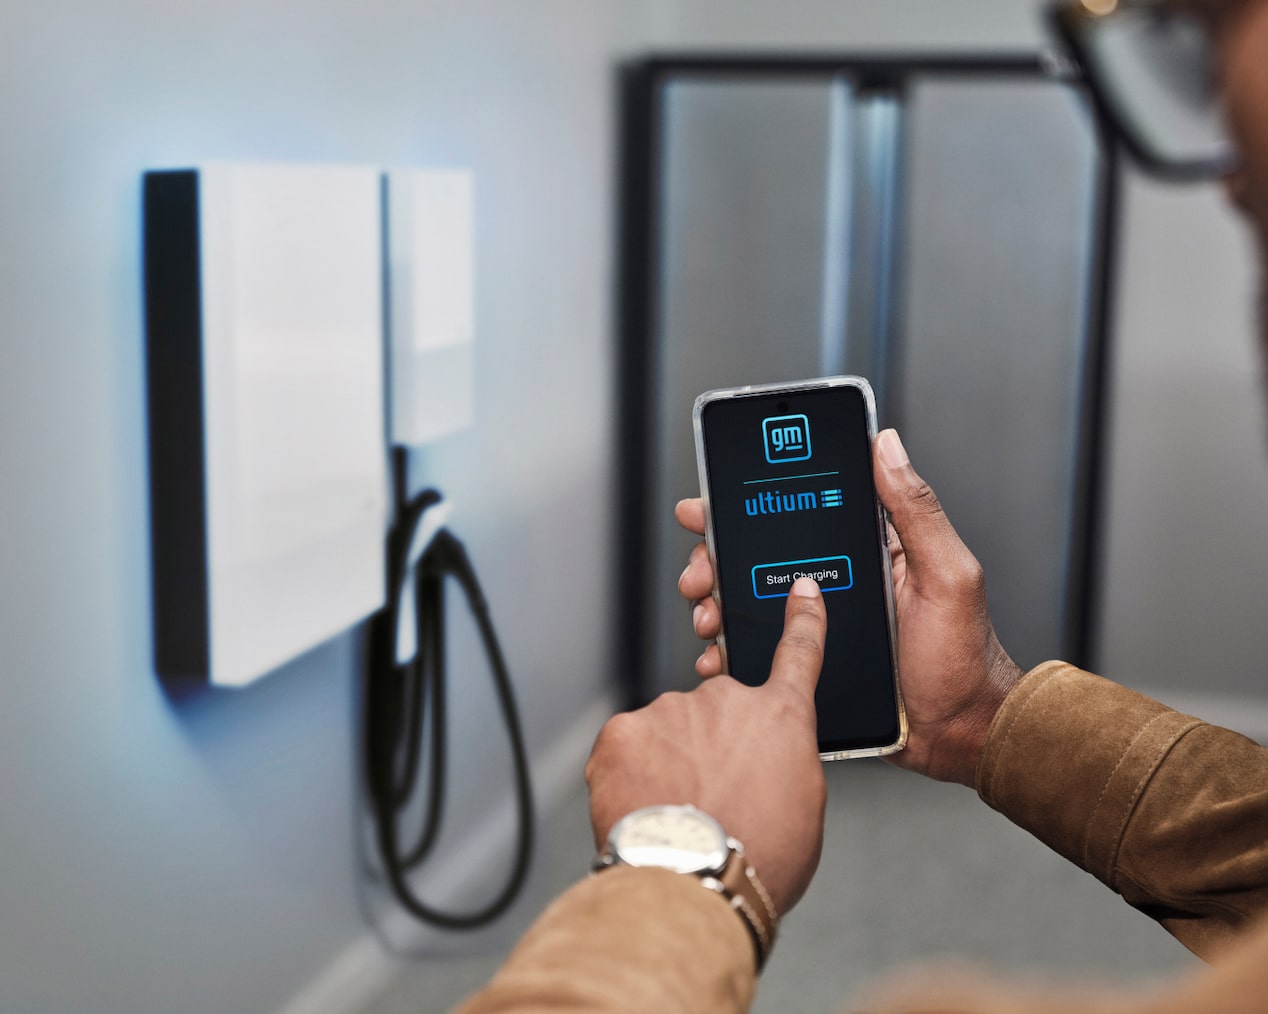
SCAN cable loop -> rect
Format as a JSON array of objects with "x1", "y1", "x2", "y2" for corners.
[{"x1": 365, "y1": 488, "x2": 534, "y2": 931}]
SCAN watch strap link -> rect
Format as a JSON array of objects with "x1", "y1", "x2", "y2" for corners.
[{"x1": 701, "y1": 838, "x2": 779, "y2": 971}]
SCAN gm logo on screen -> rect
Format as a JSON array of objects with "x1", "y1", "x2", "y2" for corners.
[{"x1": 762, "y1": 414, "x2": 811, "y2": 463}]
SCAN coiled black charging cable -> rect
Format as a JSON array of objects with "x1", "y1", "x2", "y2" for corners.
[{"x1": 364, "y1": 456, "x2": 534, "y2": 930}]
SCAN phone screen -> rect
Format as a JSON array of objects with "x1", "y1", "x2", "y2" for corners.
[{"x1": 695, "y1": 379, "x2": 903, "y2": 757}]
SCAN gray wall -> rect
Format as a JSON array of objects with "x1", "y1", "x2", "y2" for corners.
[
  {"x1": 1097, "y1": 177, "x2": 1268, "y2": 708},
  {"x1": 1, "y1": 1, "x2": 1264, "y2": 1012},
  {"x1": 0, "y1": 2, "x2": 621, "y2": 1011}
]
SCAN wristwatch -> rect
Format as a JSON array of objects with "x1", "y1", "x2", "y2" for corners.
[{"x1": 592, "y1": 804, "x2": 779, "y2": 970}]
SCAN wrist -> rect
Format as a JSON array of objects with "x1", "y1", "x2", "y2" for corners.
[
  {"x1": 909, "y1": 642, "x2": 1023, "y2": 788},
  {"x1": 954, "y1": 645, "x2": 1024, "y2": 788},
  {"x1": 593, "y1": 804, "x2": 779, "y2": 971}
]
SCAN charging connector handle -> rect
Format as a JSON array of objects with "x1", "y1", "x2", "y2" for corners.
[{"x1": 393, "y1": 500, "x2": 453, "y2": 666}]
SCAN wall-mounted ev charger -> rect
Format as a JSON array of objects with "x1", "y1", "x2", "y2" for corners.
[
  {"x1": 144, "y1": 163, "x2": 389, "y2": 688},
  {"x1": 144, "y1": 157, "x2": 532, "y2": 933}
]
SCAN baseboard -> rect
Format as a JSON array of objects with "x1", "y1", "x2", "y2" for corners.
[
  {"x1": 273, "y1": 938, "x2": 399, "y2": 1014},
  {"x1": 275, "y1": 692, "x2": 616, "y2": 1014}
]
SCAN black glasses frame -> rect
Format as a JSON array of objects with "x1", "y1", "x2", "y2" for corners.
[{"x1": 1047, "y1": 0, "x2": 1236, "y2": 181}]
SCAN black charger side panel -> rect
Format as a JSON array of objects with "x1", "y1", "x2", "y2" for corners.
[{"x1": 143, "y1": 170, "x2": 210, "y2": 681}]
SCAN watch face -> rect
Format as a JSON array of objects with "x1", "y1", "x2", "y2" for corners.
[{"x1": 610, "y1": 805, "x2": 729, "y2": 874}]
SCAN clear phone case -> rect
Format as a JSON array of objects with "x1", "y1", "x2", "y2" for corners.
[{"x1": 692, "y1": 375, "x2": 907, "y2": 761}]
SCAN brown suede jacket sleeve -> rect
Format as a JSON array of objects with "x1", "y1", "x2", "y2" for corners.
[
  {"x1": 453, "y1": 865, "x2": 755, "y2": 1014},
  {"x1": 976, "y1": 660, "x2": 1268, "y2": 959}
]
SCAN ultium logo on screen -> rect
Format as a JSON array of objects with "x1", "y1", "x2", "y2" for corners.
[
  {"x1": 745, "y1": 488, "x2": 843, "y2": 517},
  {"x1": 763, "y1": 414, "x2": 811, "y2": 464}
]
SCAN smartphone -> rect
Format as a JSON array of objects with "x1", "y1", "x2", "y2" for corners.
[{"x1": 693, "y1": 376, "x2": 906, "y2": 760}]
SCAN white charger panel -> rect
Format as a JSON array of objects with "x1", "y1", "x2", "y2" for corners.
[
  {"x1": 145, "y1": 163, "x2": 388, "y2": 688},
  {"x1": 385, "y1": 169, "x2": 476, "y2": 446}
]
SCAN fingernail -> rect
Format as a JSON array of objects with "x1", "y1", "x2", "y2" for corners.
[
  {"x1": 877, "y1": 428, "x2": 909, "y2": 469},
  {"x1": 679, "y1": 563, "x2": 691, "y2": 588},
  {"x1": 791, "y1": 576, "x2": 820, "y2": 598},
  {"x1": 696, "y1": 649, "x2": 710, "y2": 668},
  {"x1": 692, "y1": 601, "x2": 705, "y2": 629}
]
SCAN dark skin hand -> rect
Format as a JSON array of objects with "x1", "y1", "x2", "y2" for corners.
[
  {"x1": 676, "y1": 428, "x2": 1023, "y2": 788},
  {"x1": 586, "y1": 577, "x2": 829, "y2": 917}
]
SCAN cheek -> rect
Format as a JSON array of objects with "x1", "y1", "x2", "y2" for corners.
[{"x1": 1220, "y1": 6, "x2": 1268, "y2": 239}]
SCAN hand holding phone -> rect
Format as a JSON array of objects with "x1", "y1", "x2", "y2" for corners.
[
  {"x1": 692, "y1": 376, "x2": 906, "y2": 760},
  {"x1": 685, "y1": 416, "x2": 1025, "y2": 784}
]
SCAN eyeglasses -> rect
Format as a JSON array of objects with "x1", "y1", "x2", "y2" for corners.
[{"x1": 1047, "y1": 0, "x2": 1238, "y2": 180}]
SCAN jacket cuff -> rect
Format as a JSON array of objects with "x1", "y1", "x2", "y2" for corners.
[
  {"x1": 455, "y1": 865, "x2": 755, "y2": 1014},
  {"x1": 976, "y1": 661, "x2": 1203, "y2": 886}
]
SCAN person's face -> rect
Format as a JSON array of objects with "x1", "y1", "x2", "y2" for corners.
[
  {"x1": 1212, "y1": 1, "x2": 1268, "y2": 255},
  {"x1": 1206, "y1": 0, "x2": 1268, "y2": 389}
]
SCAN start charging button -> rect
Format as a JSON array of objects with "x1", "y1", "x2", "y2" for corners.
[{"x1": 751, "y1": 555, "x2": 853, "y2": 599}]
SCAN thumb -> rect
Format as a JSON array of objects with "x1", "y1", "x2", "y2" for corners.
[
  {"x1": 767, "y1": 577, "x2": 827, "y2": 705},
  {"x1": 873, "y1": 429, "x2": 967, "y2": 577}
]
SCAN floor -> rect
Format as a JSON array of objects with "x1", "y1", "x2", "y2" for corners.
[{"x1": 363, "y1": 760, "x2": 1194, "y2": 1014}]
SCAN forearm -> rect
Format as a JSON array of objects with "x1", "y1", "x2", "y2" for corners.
[
  {"x1": 977, "y1": 661, "x2": 1268, "y2": 957},
  {"x1": 454, "y1": 866, "x2": 756, "y2": 1014}
]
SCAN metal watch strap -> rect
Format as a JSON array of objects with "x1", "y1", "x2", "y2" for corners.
[{"x1": 700, "y1": 839, "x2": 779, "y2": 971}]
